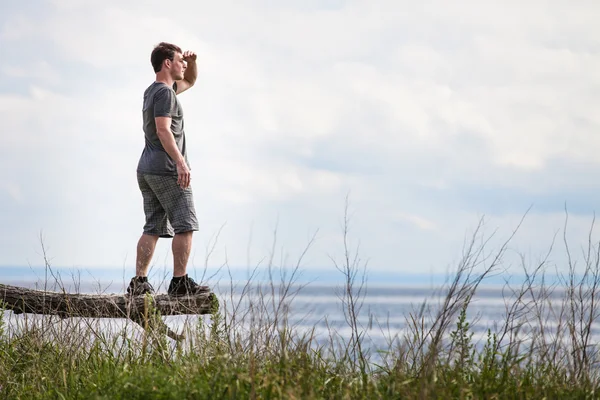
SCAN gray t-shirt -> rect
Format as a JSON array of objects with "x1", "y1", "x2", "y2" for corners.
[{"x1": 137, "y1": 81, "x2": 189, "y2": 176}]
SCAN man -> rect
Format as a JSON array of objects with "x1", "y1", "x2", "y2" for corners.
[{"x1": 127, "y1": 42, "x2": 205, "y2": 297}]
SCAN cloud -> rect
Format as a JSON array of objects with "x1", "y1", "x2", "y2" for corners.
[
  {"x1": 1, "y1": 0, "x2": 599, "y2": 277},
  {"x1": 3, "y1": 182, "x2": 23, "y2": 202},
  {"x1": 393, "y1": 213, "x2": 438, "y2": 232}
]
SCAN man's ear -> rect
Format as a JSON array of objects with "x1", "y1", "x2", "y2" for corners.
[{"x1": 164, "y1": 59, "x2": 171, "y2": 69}]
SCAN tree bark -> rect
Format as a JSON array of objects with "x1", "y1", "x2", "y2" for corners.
[{"x1": 0, "y1": 283, "x2": 217, "y2": 341}]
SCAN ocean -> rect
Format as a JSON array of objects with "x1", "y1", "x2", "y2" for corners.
[{"x1": 2, "y1": 265, "x2": 600, "y2": 361}]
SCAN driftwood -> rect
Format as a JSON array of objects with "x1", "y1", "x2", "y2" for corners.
[{"x1": 0, "y1": 283, "x2": 218, "y2": 341}]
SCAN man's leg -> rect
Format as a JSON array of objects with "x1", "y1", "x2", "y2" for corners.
[
  {"x1": 136, "y1": 233, "x2": 159, "y2": 276},
  {"x1": 142, "y1": 174, "x2": 200, "y2": 293},
  {"x1": 172, "y1": 231, "x2": 193, "y2": 277},
  {"x1": 169, "y1": 230, "x2": 207, "y2": 296}
]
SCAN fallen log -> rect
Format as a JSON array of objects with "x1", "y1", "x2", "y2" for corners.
[{"x1": 0, "y1": 283, "x2": 218, "y2": 341}]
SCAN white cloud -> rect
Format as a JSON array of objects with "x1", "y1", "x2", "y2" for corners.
[
  {"x1": 1, "y1": 61, "x2": 61, "y2": 85},
  {"x1": 394, "y1": 213, "x2": 438, "y2": 232},
  {"x1": 1, "y1": 0, "x2": 600, "y2": 277},
  {"x1": 3, "y1": 182, "x2": 23, "y2": 202}
]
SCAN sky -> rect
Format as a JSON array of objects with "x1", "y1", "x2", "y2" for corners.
[{"x1": 1, "y1": 0, "x2": 600, "y2": 282}]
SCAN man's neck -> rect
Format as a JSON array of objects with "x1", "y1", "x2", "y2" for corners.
[{"x1": 155, "y1": 71, "x2": 174, "y2": 87}]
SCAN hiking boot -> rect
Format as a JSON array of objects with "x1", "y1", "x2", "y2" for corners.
[
  {"x1": 127, "y1": 276, "x2": 155, "y2": 296},
  {"x1": 168, "y1": 274, "x2": 208, "y2": 296}
]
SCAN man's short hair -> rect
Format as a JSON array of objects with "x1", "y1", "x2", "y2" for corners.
[{"x1": 151, "y1": 42, "x2": 183, "y2": 73}]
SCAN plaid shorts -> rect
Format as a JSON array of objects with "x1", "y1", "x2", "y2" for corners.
[{"x1": 137, "y1": 173, "x2": 199, "y2": 238}]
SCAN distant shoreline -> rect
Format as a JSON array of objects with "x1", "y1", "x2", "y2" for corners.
[{"x1": 0, "y1": 264, "x2": 577, "y2": 293}]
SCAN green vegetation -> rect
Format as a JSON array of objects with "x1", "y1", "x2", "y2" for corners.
[
  {"x1": 1, "y1": 279, "x2": 599, "y2": 400},
  {"x1": 2, "y1": 215, "x2": 600, "y2": 399}
]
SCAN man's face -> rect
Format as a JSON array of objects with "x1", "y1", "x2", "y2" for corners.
[{"x1": 169, "y1": 52, "x2": 187, "y2": 80}]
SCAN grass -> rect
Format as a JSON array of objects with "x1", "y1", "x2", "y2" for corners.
[{"x1": 2, "y1": 211, "x2": 600, "y2": 398}]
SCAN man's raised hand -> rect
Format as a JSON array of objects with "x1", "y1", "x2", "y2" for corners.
[{"x1": 183, "y1": 50, "x2": 197, "y2": 62}]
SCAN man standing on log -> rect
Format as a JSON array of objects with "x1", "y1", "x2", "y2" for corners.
[{"x1": 127, "y1": 42, "x2": 204, "y2": 297}]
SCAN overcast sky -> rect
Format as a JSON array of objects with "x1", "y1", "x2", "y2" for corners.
[{"x1": 1, "y1": 0, "x2": 600, "y2": 280}]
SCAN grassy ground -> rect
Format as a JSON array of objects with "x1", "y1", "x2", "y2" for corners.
[
  {"x1": 1, "y1": 295, "x2": 598, "y2": 400},
  {"x1": 2, "y1": 216, "x2": 600, "y2": 398}
]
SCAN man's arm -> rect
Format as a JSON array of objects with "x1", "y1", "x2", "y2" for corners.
[
  {"x1": 175, "y1": 50, "x2": 197, "y2": 95},
  {"x1": 155, "y1": 116, "x2": 191, "y2": 188}
]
